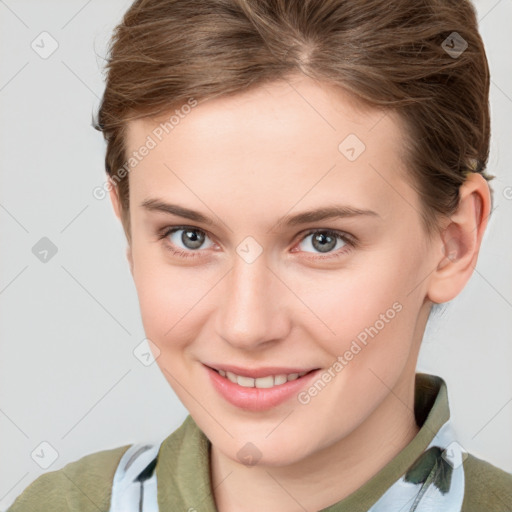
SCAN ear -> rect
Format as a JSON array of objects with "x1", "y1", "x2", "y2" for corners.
[
  {"x1": 427, "y1": 172, "x2": 491, "y2": 304},
  {"x1": 108, "y1": 178, "x2": 122, "y2": 220},
  {"x1": 126, "y1": 245, "x2": 134, "y2": 276},
  {"x1": 108, "y1": 180, "x2": 134, "y2": 276}
]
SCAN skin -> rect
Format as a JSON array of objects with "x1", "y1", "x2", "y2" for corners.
[{"x1": 109, "y1": 74, "x2": 490, "y2": 512}]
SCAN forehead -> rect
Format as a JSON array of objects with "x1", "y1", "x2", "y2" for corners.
[
  {"x1": 124, "y1": 75, "x2": 414, "y2": 223},
  {"x1": 127, "y1": 75, "x2": 403, "y2": 153}
]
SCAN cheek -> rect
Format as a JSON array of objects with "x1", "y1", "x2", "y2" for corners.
[
  {"x1": 297, "y1": 253, "x2": 418, "y2": 328},
  {"x1": 131, "y1": 248, "x2": 216, "y2": 348},
  {"x1": 292, "y1": 247, "x2": 425, "y2": 368}
]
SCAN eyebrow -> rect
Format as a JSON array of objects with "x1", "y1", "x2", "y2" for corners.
[{"x1": 140, "y1": 198, "x2": 380, "y2": 228}]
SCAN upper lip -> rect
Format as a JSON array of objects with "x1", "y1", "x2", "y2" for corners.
[{"x1": 204, "y1": 363, "x2": 319, "y2": 379}]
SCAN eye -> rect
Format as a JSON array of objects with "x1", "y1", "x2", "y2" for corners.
[
  {"x1": 158, "y1": 226, "x2": 215, "y2": 259},
  {"x1": 293, "y1": 229, "x2": 354, "y2": 259}
]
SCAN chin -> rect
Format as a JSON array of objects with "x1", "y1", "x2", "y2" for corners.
[{"x1": 215, "y1": 433, "x2": 312, "y2": 469}]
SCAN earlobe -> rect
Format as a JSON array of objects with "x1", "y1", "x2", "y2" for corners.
[{"x1": 427, "y1": 173, "x2": 491, "y2": 304}]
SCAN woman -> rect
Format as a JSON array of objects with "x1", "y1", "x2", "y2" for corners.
[{"x1": 8, "y1": 0, "x2": 512, "y2": 510}]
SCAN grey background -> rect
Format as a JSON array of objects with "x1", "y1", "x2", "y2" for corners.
[{"x1": 0, "y1": 0, "x2": 511, "y2": 509}]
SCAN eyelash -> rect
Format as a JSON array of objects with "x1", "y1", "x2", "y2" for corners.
[{"x1": 156, "y1": 225, "x2": 356, "y2": 261}]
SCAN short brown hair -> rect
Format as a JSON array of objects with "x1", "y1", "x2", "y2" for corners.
[{"x1": 94, "y1": 0, "x2": 492, "y2": 243}]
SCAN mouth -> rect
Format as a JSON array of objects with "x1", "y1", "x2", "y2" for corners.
[{"x1": 204, "y1": 364, "x2": 322, "y2": 411}]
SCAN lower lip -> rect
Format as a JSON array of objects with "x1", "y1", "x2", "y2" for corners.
[{"x1": 205, "y1": 365, "x2": 321, "y2": 412}]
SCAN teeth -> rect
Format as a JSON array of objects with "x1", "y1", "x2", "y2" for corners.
[
  {"x1": 218, "y1": 369, "x2": 310, "y2": 388},
  {"x1": 274, "y1": 374, "x2": 288, "y2": 385}
]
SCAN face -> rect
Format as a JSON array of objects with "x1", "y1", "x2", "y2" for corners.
[{"x1": 120, "y1": 75, "x2": 440, "y2": 467}]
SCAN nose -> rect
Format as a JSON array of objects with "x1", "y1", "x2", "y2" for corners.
[{"x1": 215, "y1": 250, "x2": 290, "y2": 351}]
